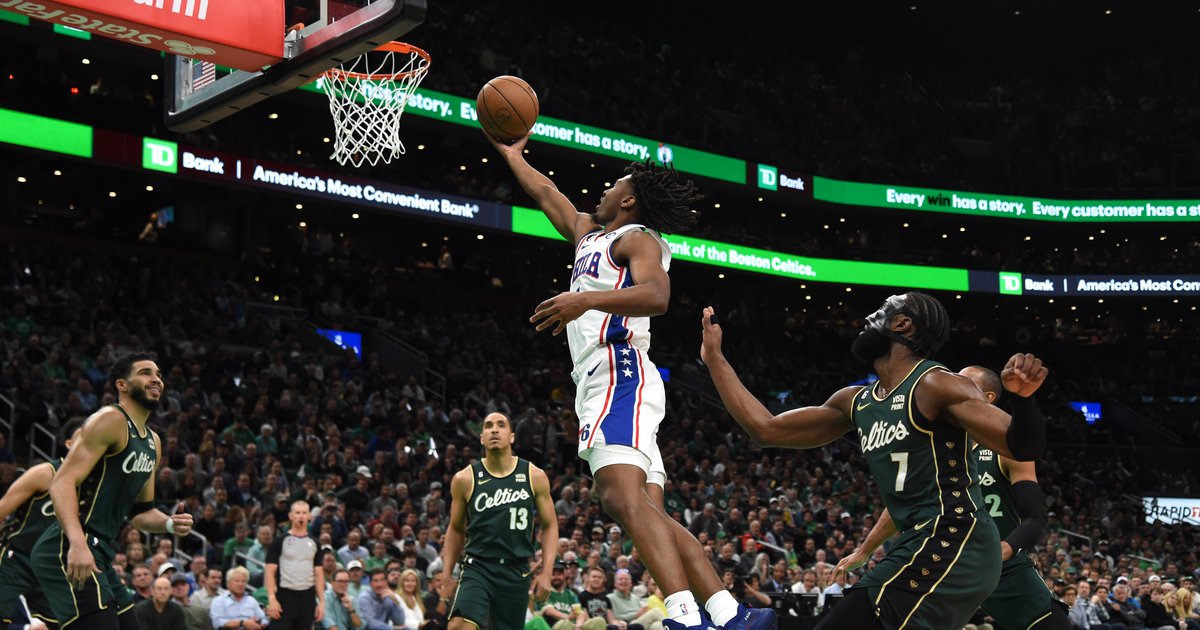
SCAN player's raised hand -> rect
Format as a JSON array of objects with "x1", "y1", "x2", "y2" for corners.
[
  {"x1": 171, "y1": 501, "x2": 194, "y2": 537},
  {"x1": 484, "y1": 130, "x2": 530, "y2": 158},
  {"x1": 531, "y1": 292, "x2": 591, "y2": 336},
  {"x1": 833, "y1": 546, "x2": 868, "y2": 581},
  {"x1": 66, "y1": 542, "x2": 98, "y2": 589},
  {"x1": 699, "y1": 307, "x2": 724, "y2": 365},
  {"x1": 1001, "y1": 353, "x2": 1048, "y2": 397}
]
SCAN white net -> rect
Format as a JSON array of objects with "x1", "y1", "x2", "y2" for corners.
[{"x1": 321, "y1": 43, "x2": 430, "y2": 167}]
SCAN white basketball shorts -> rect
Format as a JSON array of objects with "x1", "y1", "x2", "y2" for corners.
[{"x1": 573, "y1": 341, "x2": 666, "y2": 487}]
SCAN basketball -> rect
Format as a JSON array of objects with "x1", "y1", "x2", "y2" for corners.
[{"x1": 476, "y1": 75, "x2": 539, "y2": 142}]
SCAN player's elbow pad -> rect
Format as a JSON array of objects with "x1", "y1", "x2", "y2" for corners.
[{"x1": 1005, "y1": 394, "x2": 1046, "y2": 461}]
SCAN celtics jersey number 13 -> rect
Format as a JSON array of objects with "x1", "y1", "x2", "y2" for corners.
[{"x1": 465, "y1": 459, "x2": 537, "y2": 562}]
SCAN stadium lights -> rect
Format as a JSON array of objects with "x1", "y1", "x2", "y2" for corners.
[
  {"x1": 418, "y1": 144, "x2": 425, "y2": 150},
  {"x1": 299, "y1": 221, "x2": 307, "y2": 228},
  {"x1": 351, "y1": 213, "x2": 360, "y2": 219},
  {"x1": 421, "y1": 242, "x2": 428, "y2": 247},
  {"x1": 582, "y1": 189, "x2": 588, "y2": 194},
  {"x1": 903, "y1": 223, "x2": 909, "y2": 228},
  {"x1": 481, "y1": 157, "x2": 488, "y2": 163},
  {"x1": 459, "y1": 165, "x2": 466, "y2": 171},
  {"x1": 81, "y1": 58, "x2": 90, "y2": 64},
  {"x1": 718, "y1": 274, "x2": 725, "y2": 279},
  {"x1": 714, "y1": 203, "x2": 721, "y2": 208},
  {"x1": 151, "y1": 73, "x2": 159, "y2": 80},
  {"x1": 108, "y1": 191, "x2": 116, "y2": 197},
  {"x1": 548, "y1": 171, "x2": 555, "y2": 176},
  {"x1": 53, "y1": 170, "x2": 61, "y2": 176},
  {"x1": 16, "y1": 176, "x2": 26, "y2": 183},
  {"x1": 476, "y1": 234, "x2": 484, "y2": 240},
  {"x1": 780, "y1": 213, "x2": 787, "y2": 218},
  {"x1": 959, "y1": 227, "x2": 966, "y2": 232},
  {"x1": 839, "y1": 217, "x2": 845, "y2": 222},
  {"x1": 268, "y1": 113, "x2": 279, "y2": 119},
  {"x1": 757, "y1": 197, "x2": 763, "y2": 202},
  {"x1": 145, "y1": 185, "x2": 154, "y2": 192},
  {"x1": 295, "y1": 204, "x2": 303, "y2": 209},
  {"x1": 323, "y1": 137, "x2": 331, "y2": 143},
  {"x1": 823, "y1": 224, "x2": 829, "y2": 229}
]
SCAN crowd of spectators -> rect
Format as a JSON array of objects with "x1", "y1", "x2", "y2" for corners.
[{"x1": 0, "y1": 228, "x2": 1197, "y2": 630}]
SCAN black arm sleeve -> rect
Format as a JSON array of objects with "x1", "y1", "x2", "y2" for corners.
[
  {"x1": 1004, "y1": 480, "x2": 1046, "y2": 555},
  {"x1": 130, "y1": 501, "x2": 154, "y2": 517},
  {"x1": 1005, "y1": 394, "x2": 1046, "y2": 461}
]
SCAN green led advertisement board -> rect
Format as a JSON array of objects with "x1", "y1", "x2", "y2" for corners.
[{"x1": 814, "y1": 176, "x2": 1200, "y2": 223}]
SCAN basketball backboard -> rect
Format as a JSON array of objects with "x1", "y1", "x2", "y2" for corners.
[{"x1": 165, "y1": 0, "x2": 425, "y2": 132}]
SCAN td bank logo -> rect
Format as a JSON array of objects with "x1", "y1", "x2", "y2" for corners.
[
  {"x1": 757, "y1": 164, "x2": 778, "y2": 191},
  {"x1": 999, "y1": 272, "x2": 1023, "y2": 295},
  {"x1": 143, "y1": 138, "x2": 178, "y2": 173}
]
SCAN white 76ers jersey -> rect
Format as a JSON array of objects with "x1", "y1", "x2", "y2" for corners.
[{"x1": 567, "y1": 224, "x2": 671, "y2": 367}]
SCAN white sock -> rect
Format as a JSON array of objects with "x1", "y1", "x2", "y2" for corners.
[
  {"x1": 705, "y1": 589, "x2": 741, "y2": 627},
  {"x1": 664, "y1": 591, "x2": 703, "y2": 626}
]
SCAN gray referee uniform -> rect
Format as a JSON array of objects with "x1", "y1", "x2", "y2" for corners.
[{"x1": 266, "y1": 532, "x2": 324, "y2": 630}]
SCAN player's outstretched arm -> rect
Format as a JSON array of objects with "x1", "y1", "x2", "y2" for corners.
[
  {"x1": 924, "y1": 354, "x2": 1048, "y2": 461},
  {"x1": 129, "y1": 432, "x2": 193, "y2": 536},
  {"x1": 530, "y1": 464, "x2": 558, "y2": 601},
  {"x1": 700, "y1": 307, "x2": 856, "y2": 448},
  {"x1": 485, "y1": 132, "x2": 597, "y2": 244},
  {"x1": 438, "y1": 466, "x2": 473, "y2": 601},
  {"x1": 0, "y1": 462, "x2": 53, "y2": 522},
  {"x1": 997, "y1": 457, "x2": 1045, "y2": 561},
  {"x1": 531, "y1": 231, "x2": 669, "y2": 336},
  {"x1": 835, "y1": 508, "x2": 897, "y2": 580}
]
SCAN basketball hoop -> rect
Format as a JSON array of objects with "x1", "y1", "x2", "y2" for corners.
[{"x1": 320, "y1": 41, "x2": 430, "y2": 167}]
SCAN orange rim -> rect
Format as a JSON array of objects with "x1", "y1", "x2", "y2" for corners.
[{"x1": 323, "y1": 41, "x2": 431, "y2": 82}]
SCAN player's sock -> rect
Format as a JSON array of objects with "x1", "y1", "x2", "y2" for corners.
[
  {"x1": 705, "y1": 590, "x2": 741, "y2": 627},
  {"x1": 665, "y1": 591, "x2": 703, "y2": 626}
]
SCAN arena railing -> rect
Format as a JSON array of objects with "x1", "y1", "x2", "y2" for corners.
[{"x1": 28, "y1": 422, "x2": 57, "y2": 466}]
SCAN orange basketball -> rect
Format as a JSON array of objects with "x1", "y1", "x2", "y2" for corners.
[{"x1": 476, "y1": 75, "x2": 539, "y2": 142}]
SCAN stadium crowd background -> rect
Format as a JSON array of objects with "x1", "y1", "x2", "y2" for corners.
[{"x1": 1, "y1": 2, "x2": 1200, "y2": 629}]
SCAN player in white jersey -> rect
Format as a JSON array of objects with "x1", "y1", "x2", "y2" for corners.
[{"x1": 487, "y1": 130, "x2": 776, "y2": 630}]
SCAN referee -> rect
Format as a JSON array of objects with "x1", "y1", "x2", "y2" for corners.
[{"x1": 266, "y1": 500, "x2": 326, "y2": 629}]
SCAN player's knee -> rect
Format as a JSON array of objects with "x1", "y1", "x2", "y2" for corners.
[{"x1": 596, "y1": 485, "x2": 638, "y2": 523}]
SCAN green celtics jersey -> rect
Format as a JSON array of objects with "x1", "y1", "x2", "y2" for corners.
[
  {"x1": 976, "y1": 446, "x2": 1028, "y2": 564},
  {"x1": 1, "y1": 458, "x2": 63, "y2": 553},
  {"x1": 851, "y1": 360, "x2": 985, "y2": 531},
  {"x1": 547, "y1": 587, "x2": 580, "y2": 617},
  {"x1": 465, "y1": 458, "x2": 537, "y2": 561},
  {"x1": 77, "y1": 404, "x2": 158, "y2": 542}
]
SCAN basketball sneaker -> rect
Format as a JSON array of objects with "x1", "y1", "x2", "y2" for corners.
[
  {"x1": 720, "y1": 605, "x2": 777, "y2": 630},
  {"x1": 662, "y1": 618, "x2": 719, "y2": 630}
]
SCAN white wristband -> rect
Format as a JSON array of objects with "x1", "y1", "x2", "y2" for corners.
[{"x1": 165, "y1": 518, "x2": 175, "y2": 534}]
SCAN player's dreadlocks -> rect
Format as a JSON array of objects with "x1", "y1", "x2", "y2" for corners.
[
  {"x1": 624, "y1": 159, "x2": 703, "y2": 234},
  {"x1": 904, "y1": 291, "x2": 950, "y2": 358}
]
